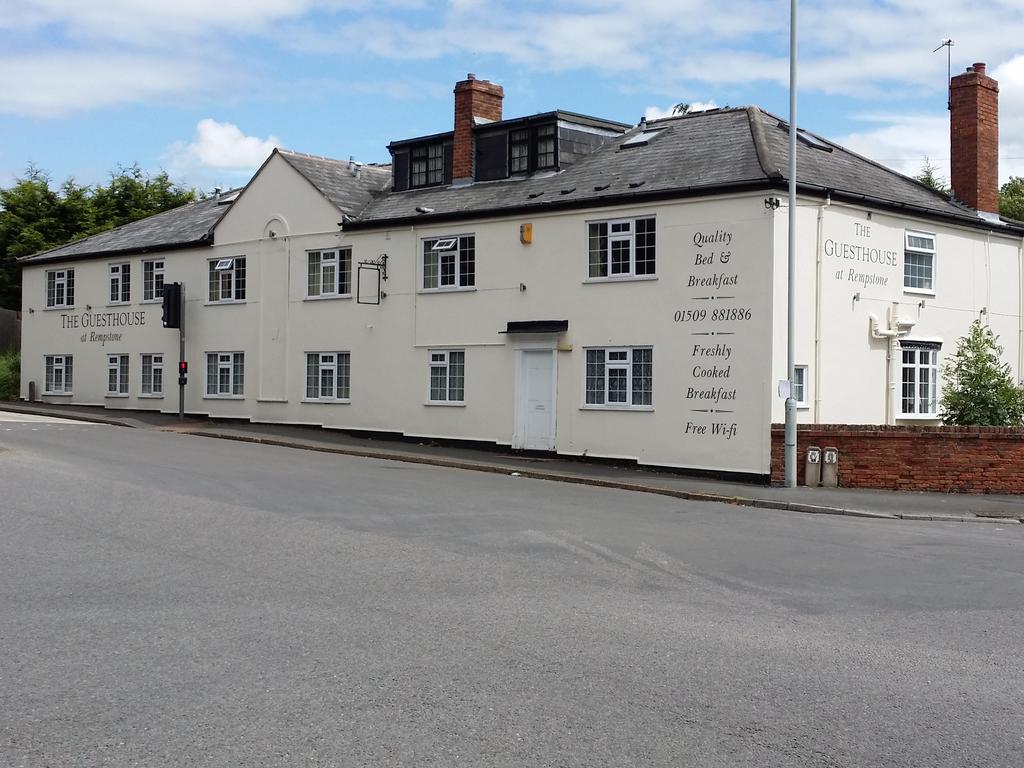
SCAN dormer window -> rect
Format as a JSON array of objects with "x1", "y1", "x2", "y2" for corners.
[
  {"x1": 510, "y1": 130, "x2": 529, "y2": 173},
  {"x1": 536, "y1": 125, "x2": 556, "y2": 168},
  {"x1": 507, "y1": 123, "x2": 558, "y2": 175},
  {"x1": 411, "y1": 143, "x2": 444, "y2": 187}
]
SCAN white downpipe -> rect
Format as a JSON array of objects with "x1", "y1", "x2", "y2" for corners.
[
  {"x1": 984, "y1": 231, "x2": 992, "y2": 325},
  {"x1": 410, "y1": 225, "x2": 418, "y2": 347},
  {"x1": 869, "y1": 303, "x2": 914, "y2": 424},
  {"x1": 813, "y1": 194, "x2": 830, "y2": 423},
  {"x1": 1018, "y1": 235, "x2": 1024, "y2": 383}
]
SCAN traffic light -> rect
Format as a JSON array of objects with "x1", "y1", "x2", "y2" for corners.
[
  {"x1": 162, "y1": 283, "x2": 182, "y2": 328},
  {"x1": 178, "y1": 360, "x2": 187, "y2": 386}
]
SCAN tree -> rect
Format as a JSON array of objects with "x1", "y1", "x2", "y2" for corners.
[
  {"x1": 0, "y1": 165, "x2": 196, "y2": 309},
  {"x1": 940, "y1": 320, "x2": 1024, "y2": 426},
  {"x1": 1000, "y1": 176, "x2": 1024, "y2": 222},
  {"x1": 915, "y1": 157, "x2": 950, "y2": 195}
]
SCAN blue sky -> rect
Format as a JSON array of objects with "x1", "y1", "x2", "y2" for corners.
[{"x1": 2, "y1": 0, "x2": 1022, "y2": 193}]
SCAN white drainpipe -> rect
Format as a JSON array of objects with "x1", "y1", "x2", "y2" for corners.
[
  {"x1": 1018, "y1": 235, "x2": 1024, "y2": 383},
  {"x1": 869, "y1": 302, "x2": 915, "y2": 425}
]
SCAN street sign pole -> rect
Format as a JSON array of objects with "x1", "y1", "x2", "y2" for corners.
[
  {"x1": 178, "y1": 284, "x2": 185, "y2": 421},
  {"x1": 784, "y1": 0, "x2": 799, "y2": 487}
]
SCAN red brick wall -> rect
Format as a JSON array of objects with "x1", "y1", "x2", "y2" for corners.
[
  {"x1": 453, "y1": 75, "x2": 504, "y2": 181},
  {"x1": 771, "y1": 424, "x2": 1024, "y2": 493},
  {"x1": 950, "y1": 62, "x2": 999, "y2": 214}
]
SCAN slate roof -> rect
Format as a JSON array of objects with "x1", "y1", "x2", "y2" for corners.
[
  {"x1": 18, "y1": 193, "x2": 233, "y2": 265},
  {"x1": 18, "y1": 150, "x2": 392, "y2": 265},
  {"x1": 276, "y1": 149, "x2": 391, "y2": 217},
  {"x1": 21, "y1": 106, "x2": 1022, "y2": 265},
  {"x1": 350, "y1": 107, "x2": 1021, "y2": 233}
]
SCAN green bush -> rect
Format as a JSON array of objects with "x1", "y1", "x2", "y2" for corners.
[
  {"x1": 0, "y1": 351, "x2": 19, "y2": 400},
  {"x1": 941, "y1": 321, "x2": 1024, "y2": 425}
]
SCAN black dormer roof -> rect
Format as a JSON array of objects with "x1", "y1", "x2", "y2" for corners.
[{"x1": 388, "y1": 109, "x2": 629, "y2": 191}]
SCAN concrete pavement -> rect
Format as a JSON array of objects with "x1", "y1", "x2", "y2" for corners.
[{"x1": 3, "y1": 401, "x2": 1022, "y2": 524}]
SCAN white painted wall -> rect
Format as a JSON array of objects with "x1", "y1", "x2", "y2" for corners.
[
  {"x1": 769, "y1": 197, "x2": 1023, "y2": 425},
  {"x1": 20, "y1": 163, "x2": 1024, "y2": 477}
]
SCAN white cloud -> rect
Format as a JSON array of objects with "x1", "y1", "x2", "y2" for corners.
[
  {"x1": 0, "y1": 51, "x2": 219, "y2": 117},
  {"x1": 166, "y1": 119, "x2": 279, "y2": 187},
  {"x1": 837, "y1": 54, "x2": 1024, "y2": 186},
  {"x1": 2, "y1": 0, "x2": 316, "y2": 46},
  {"x1": 3, "y1": 0, "x2": 1023, "y2": 148},
  {"x1": 838, "y1": 114, "x2": 951, "y2": 181}
]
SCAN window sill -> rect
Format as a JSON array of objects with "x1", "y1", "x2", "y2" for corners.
[
  {"x1": 140, "y1": 299, "x2": 162, "y2": 305},
  {"x1": 580, "y1": 405, "x2": 654, "y2": 412},
  {"x1": 304, "y1": 295, "x2": 353, "y2": 302},
  {"x1": 204, "y1": 300, "x2": 247, "y2": 306},
  {"x1": 203, "y1": 395, "x2": 245, "y2": 400},
  {"x1": 138, "y1": 393, "x2": 165, "y2": 399},
  {"x1": 419, "y1": 286, "x2": 477, "y2": 295},
  {"x1": 43, "y1": 305, "x2": 75, "y2": 311},
  {"x1": 897, "y1": 413, "x2": 940, "y2": 421},
  {"x1": 903, "y1": 287, "x2": 935, "y2": 297},
  {"x1": 43, "y1": 392, "x2": 73, "y2": 397},
  {"x1": 425, "y1": 401, "x2": 466, "y2": 407},
  {"x1": 302, "y1": 398, "x2": 351, "y2": 404},
  {"x1": 105, "y1": 393, "x2": 129, "y2": 398},
  {"x1": 107, "y1": 302, "x2": 131, "y2": 308},
  {"x1": 583, "y1": 275, "x2": 658, "y2": 285},
  {"x1": 796, "y1": 404, "x2": 810, "y2": 410}
]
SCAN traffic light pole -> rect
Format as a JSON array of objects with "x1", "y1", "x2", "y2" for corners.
[{"x1": 178, "y1": 284, "x2": 186, "y2": 421}]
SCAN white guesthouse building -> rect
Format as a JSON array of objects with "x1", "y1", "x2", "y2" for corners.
[{"x1": 20, "y1": 69, "x2": 1024, "y2": 481}]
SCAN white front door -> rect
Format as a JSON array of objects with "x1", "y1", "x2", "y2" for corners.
[{"x1": 516, "y1": 350, "x2": 555, "y2": 450}]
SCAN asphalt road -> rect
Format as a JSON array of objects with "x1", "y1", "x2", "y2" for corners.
[{"x1": 2, "y1": 416, "x2": 1023, "y2": 767}]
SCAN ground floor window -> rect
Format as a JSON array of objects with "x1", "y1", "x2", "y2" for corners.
[
  {"x1": 44, "y1": 355, "x2": 72, "y2": 394},
  {"x1": 141, "y1": 354, "x2": 164, "y2": 396},
  {"x1": 305, "y1": 352, "x2": 350, "y2": 401},
  {"x1": 585, "y1": 347, "x2": 653, "y2": 407},
  {"x1": 107, "y1": 354, "x2": 129, "y2": 395},
  {"x1": 206, "y1": 352, "x2": 244, "y2": 397},
  {"x1": 428, "y1": 349, "x2": 464, "y2": 403},
  {"x1": 900, "y1": 342, "x2": 939, "y2": 416}
]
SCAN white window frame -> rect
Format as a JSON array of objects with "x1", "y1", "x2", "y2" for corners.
[
  {"x1": 304, "y1": 352, "x2": 351, "y2": 402},
  {"x1": 205, "y1": 352, "x2": 245, "y2": 398},
  {"x1": 586, "y1": 216, "x2": 657, "y2": 280},
  {"x1": 142, "y1": 259, "x2": 165, "y2": 302},
  {"x1": 44, "y1": 354, "x2": 73, "y2": 395},
  {"x1": 140, "y1": 353, "x2": 164, "y2": 397},
  {"x1": 109, "y1": 262, "x2": 131, "y2": 304},
  {"x1": 427, "y1": 349, "x2": 465, "y2": 405},
  {"x1": 107, "y1": 353, "x2": 129, "y2": 396},
  {"x1": 306, "y1": 248, "x2": 353, "y2": 298},
  {"x1": 583, "y1": 347, "x2": 654, "y2": 409},
  {"x1": 793, "y1": 365, "x2": 809, "y2": 408},
  {"x1": 422, "y1": 235, "x2": 475, "y2": 291},
  {"x1": 45, "y1": 269, "x2": 74, "y2": 309},
  {"x1": 208, "y1": 257, "x2": 246, "y2": 303},
  {"x1": 899, "y1": 343, "x2": 939, "y2": 418},
  {"x1": 904, "y1": 231, "x2": 936, "y2": 294}
]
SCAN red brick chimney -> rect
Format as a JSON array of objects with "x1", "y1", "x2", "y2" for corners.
[
  {"x1": 453, "y1": 73, "x2": 503, "y2": 183},
  {"x1": 950, "y1": 62, "x2": 999, "y2": 214}
]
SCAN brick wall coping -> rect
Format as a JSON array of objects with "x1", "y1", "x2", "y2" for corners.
[{"x1": 770, "y1": 423, "x2": 1024, "y2": 439}]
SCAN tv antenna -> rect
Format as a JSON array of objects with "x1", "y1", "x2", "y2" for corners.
[{"x1": 933, "y1": 39, "x2": 954, "y2": 110}]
